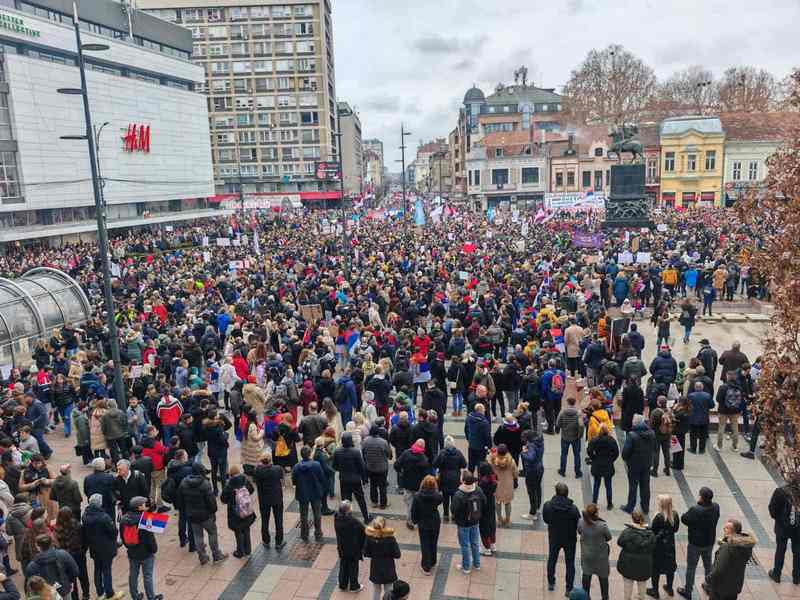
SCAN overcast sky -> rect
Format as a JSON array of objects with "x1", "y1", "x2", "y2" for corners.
[{"x1": 331, "y1": 0, "x2": 800, "y2": 168}]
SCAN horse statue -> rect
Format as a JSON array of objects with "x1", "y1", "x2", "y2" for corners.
[{"x1": 609, "y1": 124, "x2": 644, "y2": 163}]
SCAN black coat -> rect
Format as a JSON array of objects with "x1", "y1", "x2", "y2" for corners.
[
  {"x1": 332, "y1": 434, "x2": 367, "y2": 485},
  {"x1": 616, "y1": 525, "x2": 656, "y2": 581},
  {"x1": 706, "y1": 533, "x2": 755, "y2": 598},
  {"x1": 651, "y1": 511, "x2": 679, "y2": 574},
  {"x1": 363, "y1": 528, "x2": 401, "y2": 585},
  {"x1": 542, "y1": 495, "x2": 580, "y2": 547},
  {"x1": 768, "y1": 485, "x2": 800, "y2": 538},
  {"x1": 621, "y1": 425, "x2": 655, "y2": 471},
  {"x1": 253, "y1": 464, "x2": 284, "y2": 507},
  {"x1": 411, "y1": 489, "x2": 443, "y2": 531},
  {"x1": 681, "y1": 502, "x2": 720, "y2": 548},
  {"x1": 83, "y1": 471, "x2": 116, "y2": 517},
  {"x1": 115, "y1": 471, "x2": 150, "y2": 512},
  {"x1": 493, "y1": 423, "x2": 523, "y2": 459},
  {"x1": 81, "y1": 504, "x2": 118, "y2": 560},
  {"x1": 432, "y1": 447, "x2": 467, "y2": 494},
  {"x1": 334, "y1": 510, "x2": 366, "y2": 559},
  {"x1": 394, "y1": 449, "x2": 430, "y2": 493},
  {"x1": 221, "y1": 474, "x2": 256, "y2": 531},
  {"x1": 587, "y1": 434, "x2": 619, "y2": 478},
  {"x1": 165, "y1": 461, "x2": 193, "y2": 511},
  {"x1": 178, "y1": 473, "x2": 218, "y2": 523},
  {"x1": 410, "y1": 420, "x2": 440, "y2": 464},
  {"x1": 620, "y1": 385, "x2": 645, "y2": 432},
  {"x1": 388, "y1": 422, "x2": 413, "y2": 455}
]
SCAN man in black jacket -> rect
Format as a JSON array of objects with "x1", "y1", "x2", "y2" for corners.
[
  {"x1": 83, "y1": 457, "x2": 116, "y2": 521},
  {"x1": 620, "y1": 414, "x2": 655, "y2": 515},
  {"x1": 768, "y1": 483, "x2": 800, "y2": 584},
  {"x1": 333, "y1": 500, "x2": 366, "y2": 593},
  {"x1": 83, "y1": 494, "x2": 124, "y2": 600},
  {"x1": 177, "y1": 463, "x2": 228, "y2": 565},
  {"x1": 24, "y1": 534, "x2": 79, "y2": 598},
  {"x1": 332, "y1": 432, "x2": 369, "y2": 522},
  {"x1": 677, "y1": 486, "x2": 720, "y2": 599},
  {"x1": 362, "y1": 424, "x2": 391, "y2": 509},
  {"x1": 422, "y1": 382, "x2": 447, "y2": 446},
  {"x1": 253, "y1": 452, "x2": 285, "y2": 548},
  {"x1": 121, "y1": 496, "x2": 164, "y2": 600},
  {"x1": 394, "y1": 439, "x2": 430, "y2": 529},
  {"x1": 542, "y1": 482, "x2": 580, "y2": 594},
  {"x1": 114, "y1": 459, "x2": 150, "y2": 517},
  {"x1": 166, "y1": 450, "x2": 194, "y2": 551}
]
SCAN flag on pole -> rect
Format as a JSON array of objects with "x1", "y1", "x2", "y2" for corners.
[{"x1": 253, "y1": 231, "x2": 261, "y2": 256}]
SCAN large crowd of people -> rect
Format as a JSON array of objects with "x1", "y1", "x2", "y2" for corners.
[{"x1": 0, "y1": 202, "x2": 792, "y2": 600}]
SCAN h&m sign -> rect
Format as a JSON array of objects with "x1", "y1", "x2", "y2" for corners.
[{"x1": 121, "y1": 124, "x2": 151, "y2": 153}]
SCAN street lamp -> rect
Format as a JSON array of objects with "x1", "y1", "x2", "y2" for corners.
[
  {"x1": 58, "y1": 2, "x2": 125, "y2": 404},
  {"x1": 399, "y1": 123, "x2": 411, "y2": 226},
  {"x1": 334, "y1": 104, "x2": 351, "y2": 280}
]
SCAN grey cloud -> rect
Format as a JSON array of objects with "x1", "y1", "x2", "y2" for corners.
[
  {"x1": 453, "y1": 58, "x2": 475, "y2": 71},
  {"x1": 411, "y1": 33, "x2": 488, "y2": 55},
  {"x1": 566, "y1": 0, "x2": 584, "y2": 15},
  {"x1": 361, "y1": 97, "x2": 401, "y2": 113}
]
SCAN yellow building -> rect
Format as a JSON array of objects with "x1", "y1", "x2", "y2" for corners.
[{"x1": 659, "y1": 116, "x2": 725, "y2": 207}]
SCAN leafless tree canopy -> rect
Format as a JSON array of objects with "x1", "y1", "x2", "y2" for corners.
[
  {"x1": 653, "y1": 65, "x2": 718, "y2": 117},
  {"x1": 562, "y1": 44, "x2": 657, "y2": 125},
  {"x1": 717, "y1": 66, "x2": 778, "y2": 112}
]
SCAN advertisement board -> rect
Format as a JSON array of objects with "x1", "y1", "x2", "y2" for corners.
[{"x1": 315, "y1": 161, "x2": 342, "y2": 181}]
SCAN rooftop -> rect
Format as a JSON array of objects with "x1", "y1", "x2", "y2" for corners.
[
  {"x1": 486, "y1": 84, "x2": 563, "y2": 106},
  {"x1": 660, "y1": 116, "x2": 723, "y2": 136},
  {"x1": 719, "y1": 112, "x2": 800, "y2": 142}
]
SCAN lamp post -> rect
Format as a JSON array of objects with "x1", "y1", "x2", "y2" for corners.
[
  {"x1": 58, "y1": 2, "x2": 125, "y2": 404},
  {"x1": 334, "y1": 104, "x2": 351, "y2": 281},
  {"x1": 399, "y1": 123, "x2": 411, "y2": 227}
]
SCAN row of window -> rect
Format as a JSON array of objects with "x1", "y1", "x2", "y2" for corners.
[
  {"x1": 14, "y1": 1, "x2": 190, "y2": 60},
  {"x1": 217, "y1": 146, "x2": 320, "y2": 161},
  {"x1": 198, "y1": 76, "x2": 318, "y2": 94},
  {"x1": 211, "y1": 93, "x2": 318, "y2": 111},
  {"x1": 216, "y1": 161, "x2": 317, "y2": 178},
  {"x1": 216, "y1": 129, "x2": 321, "y2": 144},
  {"x1": 483, "y1": 103, "x2": 561, "y2": 114},
  {"x1": 468, "y1": 167, "x2": 542, "y2": 187},
  {"x1": 164, "y1": 5, "x2": 314, "y2": 23},
  {"x1": 188, "y1": 22, "x2": 314, "y2": 40},
  {"x1": 553, "y1": 170, "x2": 608, "y2": 190},
  {"x1": 663, "y1": 150, "x2": 716, "y2": 173},
  {"x1": 732, "y1": 160, "x2": 759, "y2": 181},
  {"x1": 209, "y1": 58, "x2": 316, "y2": 74},
  {"x1": 193, "y1": 40, "x2": 316, "y2": 57},
  {"x1": 212, "y1": 111, "x2": 320, "y2": 128}
]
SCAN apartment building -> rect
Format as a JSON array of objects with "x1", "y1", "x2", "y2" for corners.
[
  {"x1": 337, "y1": 100, "x2": 362, "y2": 196},
  {"x1": 140, "y1": 0, "x2": 341, "y2": 204}
]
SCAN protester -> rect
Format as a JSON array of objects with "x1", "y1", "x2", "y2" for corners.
[
  {"x1": 617, "y1": 509, "x2": 656, "y2": 600},
  {"x1": 768, "y1": 482, "x2": 800, "y2": 585},
  {"x1": 332, "y1": 431, "x2": 370, "y2": 523},
  {"x1": 292, "y1": 445, "x2": 327, "y2": 543},
  {"x1": 432, "y1": 436, "x2": 466, "y2": 521},
  {"x1": 677, "y1": 487, "x2": 720, "y2": 600},
  {"x1": 520, "y1": 429, "x2": 545, "y2": 520},
  {"x1": 24, "y1": 534, "x2": 80, "y2": 599},
  {"x1": 451, "y1": 471, "x2": 486, "y2": 575},
  {"x1": 410, "y1": 475, "x2": 443, "y2": 574},
  {"x1": 543, "y1": 482, "x2": 580, "y2": 594},
  {"x1": 702, "y1": 519, "x2": 755, "y2": 600},
  {"x1": 252, "y1": 452, "x2": 285, "y2": 549},
  {"x1": 464, "y1": 403, "x2": 491, "y2": 472},
  {"x1": 364, "y1": 516, "x2": 402, "y2": 600},
  {"x1": 220, "y1": 464, "x2": 256, "y2": 558},
  {"x1": 578, "y1": 503, "x2": 612, "y2": 600},
  {"x1": 333, "y1": 501, "x2": 365, "y2": 593},
  {"x1": 489, "y1": 444, "x2": 517, "y2": 526},
  {"x1": 120, "y1": 496, "x2": 164, "y2": 600},
  {"x1": 556, "y1": 396, "x2": 584, "y2": 478},
  {"x1": 82, "y1": 494, "x2": 124, "y2": 600},
  {"x1": 648, "y1": 495, "x2": 680, "y2": 598},
  {"x1": 586, "y1": 422, "x2": 619, "y2": 508},
  {"x1": 620, "y1": 414, "x2": 655, "y2": 515},
  {"x1": 177, "y1": 463, "x2": 228, "y2": 565}
]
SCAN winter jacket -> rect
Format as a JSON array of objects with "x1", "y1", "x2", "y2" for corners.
[
  {"x1": 177, "y1": 473, "x2": 217, "y2": 523},
  {"x1": 769, "y1": 485, "x2": 800, "y2": 538},
  {"x1": 493, "y1": 421, "x2": 523, "y2": 459},
  {"x1": 72, "y1": 408, "x2": 90, "y2": 447},
  {"x1": 649, "y1": 351, "x2": 677, "y2": 385},
  {"x1": 298, "y1": 414, "x2": 327, "y2": 447},
  {"x1": 697, "y1": 345, "x2": 719, "y2": 381},
  {"x1": 490, "y1": 451, "x2": 518, "y2": 504},
  {"x1": 120, "y1": 510, "x2": 158, "y2": 561},
  {"x1": 616, "y1": 524, "x2": 656, "y2": 581},
  {"x1": 6, "y1": 501, "x2": 31, "y2": 562},
  {"x1": 651, "y1": 511, "x2": 679, "y2": 575},
  {"x1": 542, "y1": 494, "x2": 580, "y2": 547},
  {"x1": 389, "y1": 421, "x2": 414, "y2": 456},
  {"x1": 586, "y1": 409, "x2": 612, "y2": 443},
  {"x1": 464, "y1": 411, "x2": 491, "y2": 450},
  {"x1": 394, "y1": 447, "x2": 430, "y2": 492},
  {"x1": 622, "y1": 357, "x2": 647, "y2": 381},
  {"x1": 556, "y1": 406, "x2": 583, "y2": 442},
  {"x1": 50, "y1": 474, "x2": 83, "y2": 516},
  {"x1": 332, "y1": 433, "x2": 367, "y2": 485},
  {"x1": 252, "y1": 464, "x2": 284, "y2": 507},
  {"x1": 292, "y1": 458, "x2": 327, "y2": 503},
  {"x1": 81, "y1": 503, "x2": 118, "y2": 560},
  {"x1": 688, "y1": 390, "x2": 714, "y2": 425},
  {"x1": 166, "y1": 460, "x2": 193, "y2": 511},
  {"x1": 361, "y1": 432, "x2": 391, "y2": 475},
  {"x1": 681, "y1": 501, "x2": 720, "y2": 548},
  {"x1": 705, "y1": 533, "x2": 756, "y2": 598},
  {"x1": 24, "y1": 548, "x2": 79, "y2": 595},
  {"x1": 578, "y1": 517, "x2": 612, "y2": 577},
  {"x1": 221, "y1": 474, "x2": 257, "y2": 531},
  {"x1": 520, "y1": 434, "x2": 544, "y2": 479},
  {"x1": 363, "y1": 526, "x2": 401, "y2": 585},
  {"x1": 410, "y1": 420, "x2": 439, "y2": 464},
  {"x1": 100, "y1": 406, "x2": 129, "y2": 441},
  {"x1": 411, "y1": 488, "x2": 443, "y2": 530},
  {"x1": 432, "y1": 446, "x2": 467, "y2": 493},
  {"x1": 334, "y1": 509, "x2": 366, "y2": 559},
  {"x1": 82, "y1": 471, "x2": 116, "y2": 516},
  {"x1": 715, "y1": 381, "x2": 743, "y2": 415},
  {"x1": 621, "y1": 421, "x2": 655, "y2": 471},
  {"x1": 719, "y1": 349, "x2": 749, "y2": 382},
  {"x1": 451, "y1": 483, "x2": 487, "y2": 528},
  {"x1": 365, "y1": 374, "x2": 392, "y2": 409},
  {"x1": 620, "y1": 384, "x2": 645, "y2": 432},
  {"x1": 114, "y1": 470, "x2": 149, "y2": 512},
  {"x1": 587, "y1": 434, "x2": 619, "y2": 478}
]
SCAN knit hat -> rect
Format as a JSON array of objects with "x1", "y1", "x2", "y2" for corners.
[{"x1": 129, "y1": 496, "x2": 148, "y2": 510}]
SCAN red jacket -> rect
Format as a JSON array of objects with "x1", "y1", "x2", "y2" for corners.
[
  {"x1": 232, "y1": 356, "x2": 250, "y2": 380},
  {"x1": 156, "y1": 396, "x2": 183, "y2": 426},
  {"x1": 142, "y1": 440, "x2": 167, "y2": 471}
]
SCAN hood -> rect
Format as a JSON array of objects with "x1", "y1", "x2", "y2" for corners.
[
  {"x1": 303, "y1": 380, "x2": 314, "y2": 390},
  {"x1": 491, "y1": 452, "x2": 514, "y2": 470},
  {"x1": 365, "y1": 525, "x2": 396, "y2": 538},
  {"x1": 183, "y1": 474, "x2": 206, "y2": 488},
  {"x1": 341, "y1": 432, "x2": 354, "y2": 448},
  {"x1": 657, "y1": 350, "x2": 672, "y2": 359},
  {"x1": 467, "y1": 412, "x2": 487, "y2": 424},
  {"x1": 458, "y1": 482, "x2": 476, "y2": 493},
  {"x1": 722, "y1": 532, "x2": 756, "y2": 549},
  {"x1": 548, "y1": 495, "x2": 575, "y2": 512}
]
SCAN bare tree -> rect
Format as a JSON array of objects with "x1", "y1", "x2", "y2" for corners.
[
  {"x1": 716, "y1": 66, "x2": 777, "y2": 112},
  {"x1": 562, "y1": 44, "x2": 657, "y2": 125},
  {"x1": 773, "y1": 72, "x2": 800, "y2": 112},
  {"x1": 654, "y1": 65, "x2": 718, "y2": 117}
]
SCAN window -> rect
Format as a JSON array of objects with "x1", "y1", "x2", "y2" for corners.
[
  {"x1": 230, "y1": 42, "x2": 247, "y2": 56},
  {"x1": 594, "y1": 147, "x2": 603, "y2": 157},
  {"x1": 252, "y1": 42, "x2": 271, "y2": 55},
  {"x1": 236, "y1": 114, "x2": 253, "y2": 127},
  {"x1": 277, "y1": 95, "x2": 296, "y2": 107},
  {"x1": 296, "y1": 41, "x2": 315, "y2": 53},
  {"x1": 733, "y1": 161, "x2": 742, "y2": 180},
  {"x1": 495, "y1": 148, "x2": 503, "y2": 158},
  {"x1": 491, "y1": 169, "x2": 509, "y2": 186},
  {"x1": 473, "y1": 170, "x2": 480, "y2": 186},
  {"x1": 230, "y1": 7, "x2": 248, "y2": 20},
  {"x1": 555, "y1": 172, "x2": 563, "y2": 187},
  {"x1": 234, "y1": 97, "x2": 252, "y2": 110},
  {"x1": 302, "y1": 146, "x2": 320, "y2": 159},
  {"x1": 297, "y1": 58, "x2": 316, "y2": 72},
  {"x1": 254, "y1": 78, "x2": 273, "y2": 92},
  {"x1": 250, "y1": 6, "x2": 269, "y2": 18},
  {"x1": 300, "y1": 77, "x2": 318, "y2": 91},
  {"x1": 294, "y1": 22, "x2": 314, "y2": 35},
  {"x1": 262, "y1": 165, "x2": 275, "y2": 176},
  {"x1": 274, "y1": 41, "x2": 293, "y2": 54},
  {"x1": 748, "y1": 160, "x2": 758, "y2": 180},
  {"x1": 212, "y1": 96, "x2": 231, "y2": 110},
  {"x1": 275, "y1": 60, "x2": 294, "y2": 71},
  {"x1": 299, "y1": 94, "x2": 318, "y2": 107},
  {"x1": 594, "y1": 170, "x2": 603, "y2": 190},
  {"x1": 262, "y1": 147, "x2": 278, "y2": 160},
  {"x1": 277, "y1": 77, "x2": 294, "y2": 90},
  {"x1": 258, "y1": 113, "x2": 274, "y2": 127},
  {"x1": 0, "y1": 151, "x2": 20, "y2": 202},
  {"x1": 210, "y1": 62, "x2": 229, "y2": 74},
  {"x1": 280, "y1": 129, "x2": 298, "y2": 142},
  {"x1": 207, "y1": 26, "x2": 226, "y2": 38},
  {"x1": 293, "y1": 5, "x2": 313, "y2": 16},
  {"x1": 301, "y1": 129, "x2": 320, "y2": 143},
  {"x1": 207, "y1": 44, "x2": 226, "y2": 56},
  {"x1": 206, "y1": 8, "x2": 222, "y2": 21},
  {"x1": 582, "y1": 171, "x2": 591, "y2": 188},
  {"x1": 300, "y1": 111, "x2": 319, "y2": 124},
  {"x1": 282, "y1": 147, "x2": 296, "y2": 160},
  {"x1": 282, "y1": 164, "x2": 296, "y2": 174},
  {"x1": 705, "y1": 150, "x2": 716, "y2": 171},
  {"x1": 687, "y1": 153, "x2": 697, "y2": 171},
  {"x1": 664, "y1": 152, "x2": 675, "y2": 172},
  {"x1": 521, "y1": 167, "x2": 539, "y2": 184},
  {"x1": 259, "y1": 130, "x2": 275, "y2": 143},
  {"x1": 647, "y1": 159, "x2": 657, "y2": 181},
  {"x1": 272, "y1": 5, "x2": 292, "y2": 18},
  {"x1": 279, "y1": 111, "x2": 297, "y2": 125},
  {"x1": 238, "y1": 131, "x2": 256, "y2": 144},
  {"x1": 230, "y1": 25, "x2": 249, "y2": 39},
  {"x1": 567, "y1": 171, "x2": 575, "y2": 186},
  {"x1": 468, "y1": 170, "x2": 472, "y2": 186},
  {"x1": 232, "y1": 61, "x2": 251, "y2": 73},
  {"x1": 255, "y1": 96, "x2": 274, "y2": 109}
]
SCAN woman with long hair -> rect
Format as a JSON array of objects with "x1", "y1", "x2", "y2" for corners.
[
  {"x1": 54, "y1": 506, "x2": 90, "y2": 600},
  {"x1": 363, "y1": 516, "x2": 401, "y2": 600},
  {"x1": 578, "y1": 503, "x2": 612, "y2": 600},
  {"x1": 26, "y1": 575, "x2": 56, "y2": 600},
  {"x1": 240, "y1": 409, "x2": 265, "y2": 472},
  {"x1": 647, "y1": 495, "x2": 680, "y2": 598},
  {"x1": 477, "y1": 461, "x2": 497, "y2": 556},
  {"x1": 410, "y1": 475, "x2": 443, "y2": 574},
  {"x1": 586, "y1": 422, "x2": 619, "y2": 509}
]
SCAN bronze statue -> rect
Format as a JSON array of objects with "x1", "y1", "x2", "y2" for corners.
[
  {"x1": 609, "y1": 124, "x2": 643, "y2": 163},
  {"x1": 513, "y1": 65, "x2": 528, "y2": 87}
]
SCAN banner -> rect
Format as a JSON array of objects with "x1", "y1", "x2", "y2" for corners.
[
  {"x1": 571, "y1": 231, "x2": 604, "y2": 249},
  {"x1": 544, "y1": 192, "x2": 606, "y2": 210}
]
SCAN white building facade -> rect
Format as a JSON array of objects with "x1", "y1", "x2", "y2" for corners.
[{"x1": 0, "y1": 0, "x2": 214, "y2": 243}]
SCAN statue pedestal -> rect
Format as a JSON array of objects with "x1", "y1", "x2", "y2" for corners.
[{"x1": 603, "y1": 164, "x2": 652, "y2": 229}]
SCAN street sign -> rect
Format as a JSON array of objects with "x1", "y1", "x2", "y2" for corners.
[{"x1": 315, "y1": 161, "x2": 342, "y2": 181}]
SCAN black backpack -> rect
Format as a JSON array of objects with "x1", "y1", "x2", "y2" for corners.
[
  {"x1": 723, "y1": 386, "x2": 742, "y2": 411},
  {"x1": 334, "y1": 382, "x2": 347, "y2": 407},
  {"x1": 161, "y1": 475, "x2": 177, "y2": 505},
  {"x1": 466, "y1": 492, "x2": 482, "y2": 522}
]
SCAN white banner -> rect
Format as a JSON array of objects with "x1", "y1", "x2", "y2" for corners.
[{"x1": 544, "y1": 192, "x2": 606, "y2": 210}]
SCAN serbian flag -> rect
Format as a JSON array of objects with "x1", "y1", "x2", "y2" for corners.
[{"x1": 139, "y1": 511, "x2": 168, "y2": 534}]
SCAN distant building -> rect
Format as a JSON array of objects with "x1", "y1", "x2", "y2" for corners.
[
  {"x1": 337, "y1": 101, "x2": 362, "y2": 196},
  {"x1": 637, "y1": 123, "x2": 662, "y2": 206},
  {"x1": 549, "y1": 126, "x2": 617, "y2": 196},
  {"x1": 414, "y1": 139, "x2": 447, "y2": 190},
  {"x1": 454, "y1": 77, "x2": 564, "y2": 194},
  {"x1": 428, "y1": 149, "x2": 452, "y2": 196},
  {"x1": 362, "y1": 138, "x2": 384, "y2": 193},
  {"x1": 659, "y1": 116, "x2": 724, "y2": 208}
]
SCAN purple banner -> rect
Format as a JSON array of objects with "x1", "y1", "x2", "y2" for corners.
[{"x1": 572, "y1": 231, "x2": 604, "y2": 249}]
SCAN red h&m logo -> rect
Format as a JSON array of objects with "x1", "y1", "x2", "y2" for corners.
[{"x1": 122, "y1": 124, "x2": 151, "y2": 153}]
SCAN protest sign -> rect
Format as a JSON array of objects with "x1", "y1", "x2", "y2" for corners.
[
  {"x1": 571, "y1": 231, "x2": 604, "y2": 249},
  {"x1": 636, "y1": 252, "x2": 651, "y2": 264},
  {"x1": 299, "y1": 304, "x2": 323, "y2": 323},
  {"x1": 216, "y1": 238, "x2": 230, "y2": 247},
  {"x1": 618, "y1": 251, "x2": 634, "y2": 264}
]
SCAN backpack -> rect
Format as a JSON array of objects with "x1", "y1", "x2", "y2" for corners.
[
  {"x1": 723, "y1": 386, "x2": 742, "y2": 411},
  {"x1": 659, "y1": 412, "x2": 673, "y2": 435},
  {"x1": 467, "y1": 493, "x2": 482, "y2": 523},
  {"x1": 334, "y1": 382, "x2": 347, "y2": 406},
  {"x1": 274, "y1": 434, "x2": 290, "y2": 458},
  {"x1": 268, "y1": 365, "x2": 282, "y2": 384},
  {"x1": 122, "y1": 520, "x2": 140, "y2": 546},
  {"x1": 550, "y1": 372, "x2": 564, "y2": 395},
  {"x1": 234, "y1": 486, "x2": 254, "y2": 519},
  {"x1": 160, "y1": 475, "x2": 177, "y2": 505}
]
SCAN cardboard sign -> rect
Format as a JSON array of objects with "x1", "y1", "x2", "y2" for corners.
[
  {"x1": 216, "y1": 238, "x2": 230, "y2": 247},
  {"x1": 657, "y1": 224, "x2": 668, "y2": 232},
  {"x1": 299, "y1": 304, "x2": 323, "y2": 323},
  {"x1": 635, "y1": 252, "x2": 651, "y2": 264}
]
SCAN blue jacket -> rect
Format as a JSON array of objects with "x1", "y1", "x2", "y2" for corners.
[
  {"x1": 687, "y1": 390, "x2": 714, "y2": 425},
  {"x1": 613, "y1": 277, "x2": 629, "y2": 301},
  {"x1": 649, "y1": 351, "x2": 677, "y2": 384},
  {"x1": 338, "y1": 376, "x2": 357, "y2": 409},
  {"x1": 26, "y1": 399, "x2": 48, "y2": 432},
  {"x1": 292, "y1": 458, "x2": 327, "y2": 503},
  {"x1": 540, "y1": 369, "x2": 566, "y2": 402},
  {"x1": 464, "y1": 411, "x2": 491, "y2": 451},
  {"x1": 520, "y1": 434, "x2": 544, "y2": 478},
  {"x1": 216, "y1": 312, "x2": 231, "y2": 336}
]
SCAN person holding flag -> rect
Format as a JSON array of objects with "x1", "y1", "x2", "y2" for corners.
[{"x1": 121, "y1": 496, "x2": 164, "y2": 600}]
